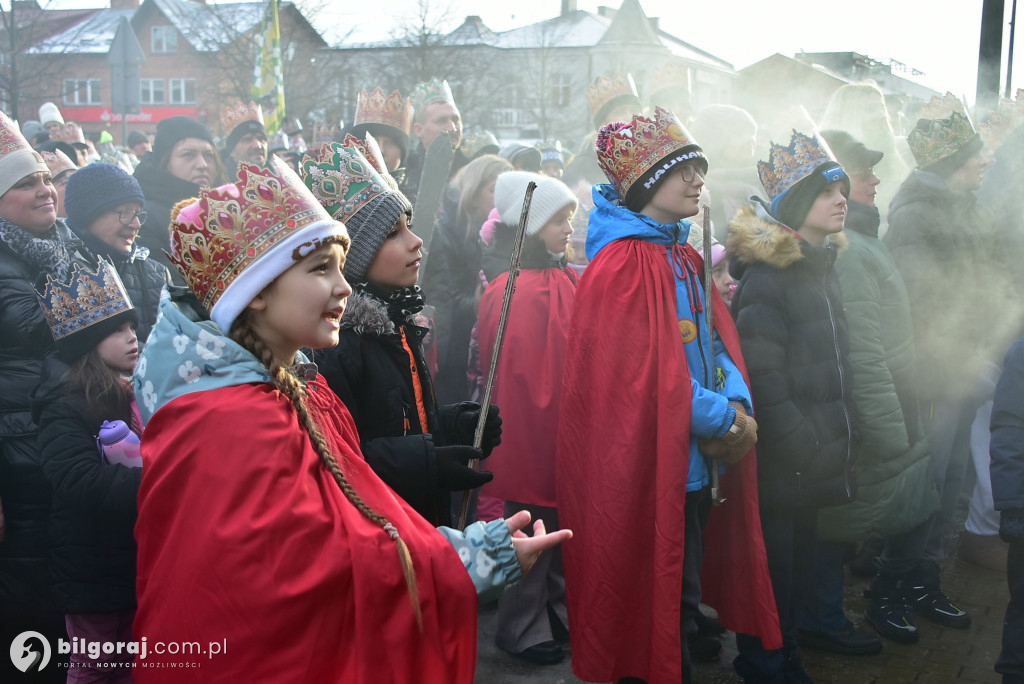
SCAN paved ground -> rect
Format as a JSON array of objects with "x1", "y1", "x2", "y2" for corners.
[{"x1": 474, "y1": 532, "x2": 1010, "y2": 683}]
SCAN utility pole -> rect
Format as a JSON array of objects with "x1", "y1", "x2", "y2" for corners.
[
  {"x1": 1008, "y1": 0, "x2": 1018, "y2": 98},
  {"x1": 977, "y1": 0, "x2": 1005, "y2": 117}
]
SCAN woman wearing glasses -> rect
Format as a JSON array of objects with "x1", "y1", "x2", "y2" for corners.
[{"x1": 65, "y1": 163, "x2": 172, "y2": 344}]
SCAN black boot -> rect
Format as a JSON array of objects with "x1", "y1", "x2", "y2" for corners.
[
  {"x1": 903, "y1": 560, "x2": 971, "y2": 629},
  {"x1": 865, "y1": 573, "x2": 919, "y2": 643}
]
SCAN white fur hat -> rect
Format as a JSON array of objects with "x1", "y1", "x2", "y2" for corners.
[
  {"x1": 38, "y1": 102, "x2": 64, "y2": 127},
  {"x1": 494, "y1": 171, "x2": 577, "y2": 235}
]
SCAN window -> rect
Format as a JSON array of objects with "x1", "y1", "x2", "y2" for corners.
[
  {"x1": 151, "y1": 26, "x2": 178, "y2": 54},
  {"x1": 140, "y1": 79, "x2": 164, "y2": 105},
  {"x1": 62, "y1": 79, "x2": 102, "y2": 105},
  {"x1": 550, "y1": 74, "x2": 571, "y2": 108},
  {"x1": 169, "y1": 78, "x2": 196, "y2": 105}
]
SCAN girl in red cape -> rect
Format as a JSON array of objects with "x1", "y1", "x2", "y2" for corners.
[
  {"x1": 478, "y1": 171, "x2": 579, "y2": 665},
  {"x1": 131, "y1": 159, "x2": 570, "y2": 683},
  {"x1": 557, "y1": 108, "x2": 781, "y2": 684}
]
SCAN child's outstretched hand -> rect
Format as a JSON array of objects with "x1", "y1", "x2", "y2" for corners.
[{"x1": 506, "y1": 510, "x2": 572, "y2": 577}]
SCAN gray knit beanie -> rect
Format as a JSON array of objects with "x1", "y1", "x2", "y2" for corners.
[{"x1": 343, "y1": 191, "x2": 413, "y2": 282}]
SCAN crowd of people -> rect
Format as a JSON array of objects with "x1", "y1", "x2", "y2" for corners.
[{"x1": 0, "y1": 69, "x2": 1023, "y2": 684}]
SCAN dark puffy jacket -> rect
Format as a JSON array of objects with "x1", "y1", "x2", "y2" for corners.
[
  {"x1": 727, "y1": 204, "x2": 856, "y2": 511},
  {"x1": 73, "y1": 230, "x2": 171, "y2": 344},
  {"x1": 884, "y1": 170, "x2": 1019, "y2": 400},
  {"x1": 420, "y1": 183, "x2": 482, "y2": 404},
  {"x1": 31, "y1": 355, "x2": 141, "y2": 614},
  {"x1": 314, "y1": 290, "x2": 466, "y2": 526},
  {"x1": 133, "y1": 155, "x2": 204, "y2": 283}
]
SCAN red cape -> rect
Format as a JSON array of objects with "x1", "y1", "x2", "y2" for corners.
[
  {"x1": 134, "y1": 377, "x2": 478, "y2": 683},
  {"x1": 478, "y1": 268, "x2": 577, "y2": 507},
  {"x1": 556, "y1": 239, "x2": 781, "y2": 684}
]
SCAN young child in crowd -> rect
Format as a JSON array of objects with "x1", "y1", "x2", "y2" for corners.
[
  {"x1": 33, "y1": 260, "x2": 142, "y2": 682},
  {"x1": 478, "y1": 171, "x2": 578, "y2": 665},
  {"x1": 130, "y1": 158, "x2": 569, "y2": 682},
  {"x1": 727, "y1": 130, "x2": 858, "y2": 683},
  {"x1": 300, "y1": 138, "x2": 501, "y2": 527}
]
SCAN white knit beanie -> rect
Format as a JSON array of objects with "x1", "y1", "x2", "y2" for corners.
[
  {"x1": 493, "y1": 171, "x2": 577, "y2": 235},
  {"x1": 38, "y1": 102, "x2": 64, "y2": 127}
]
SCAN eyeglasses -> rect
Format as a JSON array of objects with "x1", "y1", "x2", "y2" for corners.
[
  {"x1": 679, "y1": 164, "x2": 705, "y2": 183},
  {"x1": 116, "y1": 209, "x2": 148, "y2": 226}
]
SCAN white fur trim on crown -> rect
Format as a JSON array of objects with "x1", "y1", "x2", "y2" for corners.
[
  {"x1": 494, "y1": 171, "x2": 578, "y2": 235},
  {"x1": 0, "y1": 149, "x2": 49, "y2": 197},
  {"x1": 209, "y1": 218, "x2": 348, "y2": 332},
  {"x1": 38, "y1": 102, "x2": 64, "y2": 127}
]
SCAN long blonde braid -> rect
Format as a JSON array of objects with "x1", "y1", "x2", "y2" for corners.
[{"x1": 230, "y1": 314, "x2": 423, "y2": 629}]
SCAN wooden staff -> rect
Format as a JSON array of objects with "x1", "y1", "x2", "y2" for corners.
[{"x1": 702, "y1": 204, "x2": 726, "y2": 506}]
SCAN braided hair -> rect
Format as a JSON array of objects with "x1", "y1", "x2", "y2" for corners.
[{"x1": 230, "y1": 312, "x2": 423, "y2": 629}]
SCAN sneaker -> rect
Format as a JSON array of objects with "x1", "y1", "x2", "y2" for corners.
[
  {"x1": 903, "y1": 561, "x2": 972, "y2": 629},
  {"x1": 797, "y1": 623, "x2": 883, "y2": 656},
  {"x1": 865, "y1": 574, "x2": 919, "y2": 644}
]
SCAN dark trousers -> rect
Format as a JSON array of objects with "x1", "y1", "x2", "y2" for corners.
[
  {"x1": 998, "y1": 541, "x2": 1024, "y2": 683},
  {"x1": 797, "y1": 540, "x2": 850, "y2": 633},
  {"x1": 735, "y1": 506, "x2": 818, "y2": 680}
]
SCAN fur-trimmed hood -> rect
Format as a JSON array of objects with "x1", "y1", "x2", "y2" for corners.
[
  {"x1": 339, "y1": 290, "x2": 411, "y2": 337},
  {"x1": 726, "y1": 201, "x2": 847, "y2": 277}
]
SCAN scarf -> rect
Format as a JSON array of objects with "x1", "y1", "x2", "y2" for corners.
[
  {"x1": 0, "y1": 217, "x2": 72, "y2": 282},
  {"x1": 355, "y1": 281, "x2": 425, "y2": 321}
]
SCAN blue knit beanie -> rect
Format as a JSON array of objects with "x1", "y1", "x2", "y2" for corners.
[{"x1": 64, "y1": 163, "x2": 146, "y2": 236}]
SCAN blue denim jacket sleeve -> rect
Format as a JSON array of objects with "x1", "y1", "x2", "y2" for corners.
[{"x1": 438, "y1": 519, "x2": 522, "y2": 604}]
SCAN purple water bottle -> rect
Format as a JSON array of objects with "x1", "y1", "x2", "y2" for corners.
[{"x1": 97, "y1": 420, "x2": 143, "y2": 468}]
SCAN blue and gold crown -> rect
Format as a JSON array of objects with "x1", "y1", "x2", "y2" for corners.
[
  {"x1": 758, "y1": 130, "x2": 838, "y2": 210},
  {"x1": 37, "y1": 259, "x2": 133, "y2": 342}
]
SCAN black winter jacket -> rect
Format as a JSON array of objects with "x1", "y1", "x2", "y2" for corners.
[
  {"x1": 73, "y1": 231, "x2": 171, "y2": 344},
  {"x1": 133, "y1": 156, "x2": 204, "y2": 283},
  {"x1": 727, "y1": 204, "x2": 856, "y2": 511},
  {"x1": 315, "y1": 290, "x2": 465, "y2": 526},
  {"x1": 31, "y1": 356, "x2": 141, "y2": 613}
]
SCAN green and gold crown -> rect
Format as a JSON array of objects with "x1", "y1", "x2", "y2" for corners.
[
  {"x1": 907, "y1": 93, "x2": 978, "y2": 168},
  {"x1": 37, "y1": 259, "x2": 133, "y2": 341},
  {"x1": 409, "y1": 78, "x2": 455, "y2": 114},
  {"x1": 301, "y1": 141, "x2": 389, "y2": 223}
]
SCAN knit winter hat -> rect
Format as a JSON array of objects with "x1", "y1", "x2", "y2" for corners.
[
  {"x1": 38, "y1": 102, "x2": 64, "y2": 127},
  {"x1": 499, "y1": 143, "x2": 542, "y2": 173},
  {"x1": 300, "y1": 141, "x2": 411, "y2": 282},
  {"x1": 494, "y1": 171, "x2": 577, "y2": 235},
  {"x1": 0, "y1": 110, "x2": 49, "y2": 197},
  {"x1": 126, "y1": 130, "x2": 149, "y2": 148},
  {"x1": 64, "y1": 163, "x2": 145, "y2": 236},
  {"x1": 225, "y1": 120, "x2": 267, "y2": 157},
  {"x1": 151, "y1": 116, "x2": 214, "y2": 162},
  {"x1": 20, "y1": 120, "x2": 45, "y2": 144},
  {"x1": 775, "y1": 162, "x2": 850, "y2": 230}
]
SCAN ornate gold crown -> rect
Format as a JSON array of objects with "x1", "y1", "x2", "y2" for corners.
[
  {"x1": 37, "y1": 259, "x2": 133, "y2": 341},
  {"x1": 220, "y1": 101, "x2": 264, "y2": 136},
  {"x1": 979, "y1": 90, "x2": 1024, "y2": 150},
  {"x1": 0, "y1": 110, "x2": 33, "y2": 158},
  {"x1": 409, "y1": 78, "x2": 455, "y2": 114},
  {"x1": 587, "y1": 72, "x2": 640, "y2": 123},
  {"x1": 354, "y1": 88, "x2": 412, "y2": 136},
  {"x1": 341, "y1": 132, "x2": 399, "y2": 191},
  {"x1": 595, "y1": 106, "x2": 703, "y2": 199},
  {"x1": 301, "y1": 142, "x2": 389, "y2": 224},
  {"x1": 168, "y1": 162, "x2": 335, "y2": 314},
  {"x1": 916, "y1": 91, "x2": 968, "y2": 122},
  {"x1": 757, "y1": 130, "x2": 838, "y2": 207},
  {"x1": 650, "y1": 62, "x2": 691, "y2": 96},
  {"x1": 312, "y1": 121, "x2": 340, "y2": 146},
  {"x1": 460, "y1": 128, "x2": 499, "y2": 159},
  {"x1": 907, "y1": 111, "x2": 977, "y2": 168},
  {"x1": 40, "y1": 149, "x2": 77, "y2": 176}
]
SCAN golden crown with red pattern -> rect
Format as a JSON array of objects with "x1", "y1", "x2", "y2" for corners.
[
  {"x1": 595, "y1": 106, "x2": 704, "y2": 200},
  {"x1": 650, "y1": 62, "x2": 691, "y2": 99},
  {"x1": 40, "y1": 149, "x2": 77, "y2": 177},
  {"x1": 37, "y1": 259, "x2": 134, "y2": 342},
  {"x1": 354, "y1": 88, "x2": 412, "y2": 136},
  {"x1": 300, "y1": 141, "x2": 391, "y2": 223},
  {"x1": 587, "y1": 72, "x2": 641, "y2": 126},
  {"x1": 219, "y1": 101, "x2": 264, "y2": 137},
  {"x1": 907, "y1": 92, "x2": 978, "y2": 168},
  {"x1": 341, "y1": 132, "x2": 399, "y2": 191},
  {"x1": 0, "y1": 110, "x2": 48, "y2": 196},
  {"x1": 979, "y1": 89, "x2": 1024, "y2": 150},
  {"x1": 169, "y1": 160, "x2": 347, "y2": 332},
  {"x1": 312, "y1": 121, "x2": 341, "y2": 146},
  {"x1": 757, "y1": 130, "x2": 839, "y2": 210}
]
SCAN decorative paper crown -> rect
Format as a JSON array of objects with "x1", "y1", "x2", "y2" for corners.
[
  {"x1": 409, "y1": 78, "x2": 455, "y2": 113},
  {"x1": 907, "y1": 111, "x2": 978, "y2": 168},
  {"x1": 341, "y1": 132, "x2": 399, "y2": 191},
  {"x1": 41, "y1": 149, "x2": 77, "y2": 177},
  {"x1": 312, "y1": 122, "x2": 340, "y2": 146},
  {"x1": 587, "y1": 72, "x2": 640, "y2": 123},
  {"x1": 650, "y1": 62, "x2": 691, "y2": 97},
  {"x1": 0, "y1": 110, "x2": 48, "y2": 196},
  {"x1": 354, "y1": 88, "x2": 413, "y2": 136},
  {"x1": 757, "y1": 130, "x2": 838, "y2": 207},
  {"x1": 301, "y1": 141, "x2": 389, "y2": 223},
  {"x1": 916, "y1": 91, "x2": 969, "y2": 122},
  {"x1": 978, "y1": 90, "x2": 1024, "y2": 150},
  {"x1": 37, "y1": 259, "x2": 133, "y2": 342},
  {"x1": 169, "y1": 161, "x2": 343, "y2": 331},
  {"x1": 460, "y1": 129, "x2": 500, "y2": 159},
  {"x1": 220, "y1": 101, "x2": 264, "y2": 136},
  {"x1": 596, "y1": 106, "x2": 702, "y2": 199}
]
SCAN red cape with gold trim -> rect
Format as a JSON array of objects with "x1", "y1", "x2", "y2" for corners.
[{"x1": 556, "y1": 238, "x2": 781, "y2": 684}]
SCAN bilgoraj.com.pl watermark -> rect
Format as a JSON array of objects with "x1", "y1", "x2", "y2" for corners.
[{"x1": 10, "y1": 630, "x2": 226, "y2": 673}]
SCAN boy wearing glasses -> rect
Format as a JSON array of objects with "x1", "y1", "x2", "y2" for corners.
[
  {"x1": 64, "y1": 163, "x2": 171, "y2": 343},
  {"x1": 557, "y1": 107, "x2": 779, "y2": 684}
]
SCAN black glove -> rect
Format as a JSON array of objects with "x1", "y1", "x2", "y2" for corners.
[
  {"x1": 435, "y1": 444, "x2": 493, "y2": 491},
  {"x1": 1000, "y1": 508, "x2": 1024, "y2": 545},
  {"x1": 455, "y1": 404, "x2": 502, "y2": 457}
]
